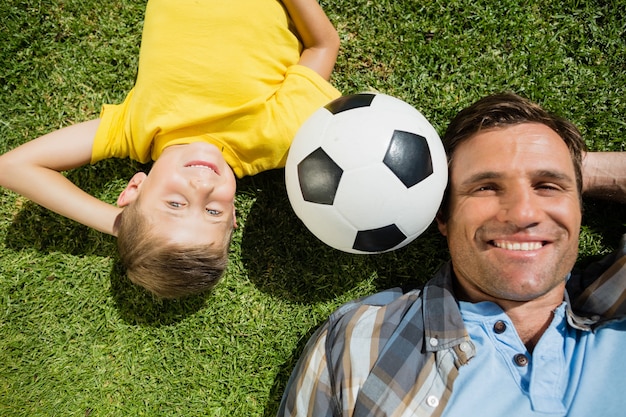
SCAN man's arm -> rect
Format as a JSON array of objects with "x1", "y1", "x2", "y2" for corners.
[
  {"x1": 277, "y1": 324, "x2": 337, "y2": 416},
  {"x1": 0, "y1": 119, "x2": 122, "y2": 236},
  {"x1": 282, "y1": 0, "x2": 340, "y2": 80},
  {"x1": 583, "y1": 152, "x2": 626, "y2": 204}
]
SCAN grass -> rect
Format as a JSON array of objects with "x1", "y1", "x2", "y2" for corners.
[{"x1": 0, "y1": 0, "x2": 624, "y2": 415}]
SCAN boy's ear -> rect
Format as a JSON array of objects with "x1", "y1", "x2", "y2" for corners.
[
  {"x1": 117, "y1": 172, "x2": 147, "y2": 207},
  {"x1": 232, "y1": 206, "x2": 238, "y2": 229}
]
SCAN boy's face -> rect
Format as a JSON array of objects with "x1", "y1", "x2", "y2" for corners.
[
  {"x1": 437, "y1": 123, "x2": 582, "y2": 305},
  {"x1": 118, "y1": 142, "x2": 237, "y2": 249}
]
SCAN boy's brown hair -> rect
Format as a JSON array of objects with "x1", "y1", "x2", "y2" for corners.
[{"x1": 116, "y1": 201, "x2": 231, "y2": 299}]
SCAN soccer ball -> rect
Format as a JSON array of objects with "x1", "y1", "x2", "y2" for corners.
[{"x1": 285, "y1": 93, "x2": 448, "y2": 254}]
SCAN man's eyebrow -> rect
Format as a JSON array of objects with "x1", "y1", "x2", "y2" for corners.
[
  {"x1": 459, "y1": 169, "x2": 575, "y2": 186},
  {"x1": 460, "y1": 171, "x2": 502, "y2": 186},
  {"x1": 532, "y1": 169, "x2": 575, "y2": 184}
]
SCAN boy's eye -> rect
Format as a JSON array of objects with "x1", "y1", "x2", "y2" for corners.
[
  {"x1": 206, "y1": 208, "x2": 221, "y2": 216},
  {"x1": 168, "y1": 201, "x2": 183, "y2": 208}
]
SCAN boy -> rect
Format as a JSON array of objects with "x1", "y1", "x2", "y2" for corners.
[{"x1": 0, "y1": 0, "x2": 341, "y2": 298}]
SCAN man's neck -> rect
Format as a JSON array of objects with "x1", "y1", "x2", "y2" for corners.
[
  {"x1": 501, "y1": 301, "x2": 560, "y2": 352},
  {"x1": 453, "y1": 277, "x2": 565, "y2": 352}
]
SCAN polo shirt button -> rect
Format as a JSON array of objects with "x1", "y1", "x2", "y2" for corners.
[
  {"x1": 493, "y1": 320, "x2": 507, "y2": 334},
  {"x1": 514, "y1": 353, "x2": 529, "y2": 367},
  {"x1": 426, "y1": 395, "x2": 439, "y2": 408},
  {"x1": 429, "y1": 337, "x2": 439, "y2": 347}
]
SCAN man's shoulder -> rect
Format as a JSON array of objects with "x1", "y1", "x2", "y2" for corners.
[
  {"x1": 324, "y1": 287, "x2": 425, "y2": 340},
  {"x1": 332, "y1": 286, "x2": 421, "y2": 312},
  {"x1": 324, "y1": 262, "x2": 459, "y2": 346}
]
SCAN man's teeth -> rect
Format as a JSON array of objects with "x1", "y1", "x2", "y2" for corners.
[{"x1": 492, "y1": 241, "x2": 543, "y2": 251}]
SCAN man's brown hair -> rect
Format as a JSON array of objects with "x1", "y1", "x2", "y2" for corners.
[
  {"x1": 439, "y1": 92, "x2": 587, "y2": 220},
  {"x1": 116, "y1": 201, "x2": 231, "y2": 299}
]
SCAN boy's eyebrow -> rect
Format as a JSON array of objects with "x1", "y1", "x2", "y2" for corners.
[
  {"x1": 157, "y1": 206, "x2": 184, "y2": 217},
  {"x1": 156, "y1": 206, "x2": 230, "y2": 225}
]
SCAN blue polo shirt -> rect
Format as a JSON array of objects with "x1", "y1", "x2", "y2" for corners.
[{"x1": 441, "y1": 300, "x2": 626, "y2": 416}]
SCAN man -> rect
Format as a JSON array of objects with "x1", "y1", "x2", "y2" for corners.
[{"x1": 278, "y1": 93, "x2": 626, "y2": 416}]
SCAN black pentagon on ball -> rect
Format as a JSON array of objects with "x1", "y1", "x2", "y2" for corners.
[
  {"x1": 353, "y1": 224, "x2": 407, "y2": 252},
  {"x1": 383, "y1": 130, "x2": 433, "y2": 188},
  {"x1": 297, "y1": 147, "x2": 343, "y2": 205},
  {"x1": 324, "y1": 93, "x2": 376, "y2": 115}
]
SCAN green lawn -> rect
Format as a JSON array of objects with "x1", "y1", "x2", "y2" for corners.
[{"x1": 1, "y1": 0, "x2": 624, "y2": 416}]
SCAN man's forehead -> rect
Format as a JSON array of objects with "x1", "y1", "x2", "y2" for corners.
[{"x1": 454, "y1": 124, "x2": 569, "y2": 162}]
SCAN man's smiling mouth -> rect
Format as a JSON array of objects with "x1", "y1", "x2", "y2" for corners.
[{"x1": 491, "y1": 240, "x2": 545, "y2": 251}]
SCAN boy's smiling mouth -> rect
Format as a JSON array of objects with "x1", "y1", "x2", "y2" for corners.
[{"x1": 185, "y1": 161, "x2": 219, "y2": 174}]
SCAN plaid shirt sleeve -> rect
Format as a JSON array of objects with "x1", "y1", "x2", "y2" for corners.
[
  {"x1": 278, "y1": 290, "x2": 406, "y2": 417},
  {"x1": 277, "y1": 322, "x2": 338, "y2": 417},
  {"x1": 568, "y1": 234, "x2": 626, "y2": 322}
]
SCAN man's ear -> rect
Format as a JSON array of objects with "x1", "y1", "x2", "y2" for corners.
[
  {"x1": 436, "y1": 210, "x2": 448, "y2": 237},
  {"x1": 232, "y1": 206, "x2": 238, "y2": 229},
  {"x1": 117, "y1": 172, "x2": 147, "y2": 207}
]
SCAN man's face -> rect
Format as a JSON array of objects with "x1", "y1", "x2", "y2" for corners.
[
  {"x1": 437, "y1": 123, "x2": 581, "y2": 304},
  {"x1": 119, "y1": 142, "x2": 237, "y2": 249}
]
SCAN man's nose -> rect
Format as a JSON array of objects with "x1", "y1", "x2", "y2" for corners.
[{"x1": 498, "y1": 186, "x2": 541, "y2": 228}]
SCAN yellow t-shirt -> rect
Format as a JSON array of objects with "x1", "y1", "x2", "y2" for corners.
[{"x1": 92, "y1": 0, "x2": 340, "y2": 178}]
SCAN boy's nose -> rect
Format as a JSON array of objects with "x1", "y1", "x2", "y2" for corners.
[{"x1": 189, "y1": 176, "x2": 215, "y2": 191}]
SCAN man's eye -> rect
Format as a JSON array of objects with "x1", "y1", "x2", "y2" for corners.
[
  {"x1": 206, "y1": 209, "x2": 221, "y2": 216},
  {"x1": 537, "y1": 183, "x2": 560, "y2": 191},
  {"x1": 168, "y1": 201, "x2": 183, "y2": 208},
  {"x1": 475, "y1": 185, "x2": 497, "y2": 193}
]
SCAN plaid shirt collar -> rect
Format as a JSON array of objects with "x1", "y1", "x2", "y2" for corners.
[
  {"x1": 421, "y1": 262, "x2": 472, "y2": 356},
  {"x1": 567, "y1": 235, "x2": 626, "y2": 329}
]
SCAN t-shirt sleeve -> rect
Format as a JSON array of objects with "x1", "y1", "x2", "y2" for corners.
[
  {"x1": 271, "y1": 64, "x2": 341, "y2": 146},
  {"x1": 91, "y1": 89, "x2": 153, "y2": 164},
  {"x1": 232, "y1": 64, "x2": 341, "y2": 176}
]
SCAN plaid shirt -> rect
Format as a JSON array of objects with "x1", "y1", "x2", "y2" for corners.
[{"x1": 278, "y1": 235, "x2": 626, "y2": 417}]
